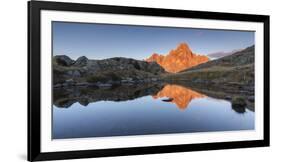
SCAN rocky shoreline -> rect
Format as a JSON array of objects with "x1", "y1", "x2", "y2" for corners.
[
  {"x1": 53, "y1": 77, "x2": 163, "y2": 88},
  {"x1": 53, "y1": 83, "x2": 164, "y2": 108}
]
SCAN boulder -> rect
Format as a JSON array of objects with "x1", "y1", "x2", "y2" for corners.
[
  {"x1": 97, "y1": 83, "x2": 112, "y2": 87},
  {"x1": 72, "y1": 70, "x2": 81, "y2": 77},
  {"x1": 76, "y1": 82, "x2": 89, "y2": 86},
  {"x1": 66, "y1": 71, "x2": 73, "y2": 75},
  {"x1": 74, "y1": 56, "x2": 89, "y2": 66},
  {"x1": 53, "y1": 84, "x2": 62, "y2": 88},
  {"x1": 247, "y1": 96, "x2": 255, "y2": 102},
  {"x1": 54, "y1": 55, "x2": 74, "y2": 66},
  {"x1": 225, "y1": 96, "x2": 232, "y2": 100},
  {"x1": 65, "y1": 79, "x2": 76, "y2": 86},
  {"x1": 151, "y1": 78, "x2": 158, "y2": 81}
]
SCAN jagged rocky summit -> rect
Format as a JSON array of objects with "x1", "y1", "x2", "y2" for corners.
[{"x1": 146, "y1": 43, "x2": 209, "y2": 73}]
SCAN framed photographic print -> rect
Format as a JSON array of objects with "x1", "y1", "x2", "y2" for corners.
[{"x1": 28, "y1": 0, "x2": 270, "y2": 161}]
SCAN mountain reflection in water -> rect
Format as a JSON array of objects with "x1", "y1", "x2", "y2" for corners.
[
  {"x1": 53, "y1": 83, "x2": 254, "y2": 139},
  {"x1": 153, "y1": 84, "x2": 205, "y2": 109}
]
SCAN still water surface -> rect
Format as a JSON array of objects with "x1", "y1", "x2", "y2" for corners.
[{"x1": 52, "y1": 84, "x2": 254, "y2": 139}]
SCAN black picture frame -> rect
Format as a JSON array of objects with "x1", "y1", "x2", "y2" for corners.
[{"x1": 28, "y1": 0, "x2": 270, "y2": 161}]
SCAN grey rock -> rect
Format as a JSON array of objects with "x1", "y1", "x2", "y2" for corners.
[
  {"x1": 65, "y1": 79, "x2": 75, "y2": 86},
  {"x1": 65, "y1": 79, "x2": 74, "y2": 83},
  {"x1": 86, "y1": 60, "x2": 100, "y2": 73},
  {"x1": 248, "y1": 96, "x2": 255, "y2": 102},
  {"x1": 76, "y1": 82, "x2": 89, "y2": 86},
  {"x1": 121, "y1": 80, "x2": 128, "y2": 83},
  {"x1": 65, "y1": 70, "x2": 81, "y2": 77},
  {"x1": 151, "y1": 78, "x2": 158, "y2": 81},
  {"x1": 66, "y1": 71, "x2": 73, "y2": 75},
  {"x1": 53, "y1": 84, "x2": 62, "y2": 88},
  {"x1": 126, "y1": 78, "x2": 133, "y2": 81},
  {"x1": 74, "y1": 56, "x2": 89, "y2": 66},
  {"x1": 72, "y1": 70, "x2": 81, "y2": 77},
  {"x1": 87, "y1": 57, "x2": 165, "y2": 75},
  {"x1": 122, "y1": 82, "x2": 134, "y2": 86},
  {"x1": 62, "y1": 83, "x2": 69, "y2": 87},
  {"x1": 146, "y1": 62, "x2": 165, "y2": 74},
  {"x1": 54, "y1": 55, "x2": 74, "y2": 66},
  {"x1": 225, "y1": 96, "x2": 232, "y2": 100},
  {"x1": 97, "y1": 83, "x2": 112, "y2": 87}
]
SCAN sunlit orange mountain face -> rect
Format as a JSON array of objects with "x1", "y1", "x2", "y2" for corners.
[
  {"x1": 153, "y1": 84, "x2": 206, "y2": 110},
  {"x1": 146, "y1": 43, "x2": 209, "y2": 73}
]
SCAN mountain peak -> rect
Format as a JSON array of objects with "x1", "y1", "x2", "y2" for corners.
[
  {"x1": 146, "y1": 42, "x2": 209, "y2": 73},
  {"x1": 177, "y1": 42, "x2": 191, "y2": 51},
  {"x1": 74, "y1": 56, "x2": 89, "y2": 66}
]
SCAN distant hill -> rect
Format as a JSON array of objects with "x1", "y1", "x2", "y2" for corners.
[
  {"x1": 207, "y1": 49, "x2": 242, "y2": 59},
  {"x1": 184, "y1": 45, "x2": 254, "y2": 71},
  {"x1": 146, "y1": 43, "x2": 209, "y2": 73}
]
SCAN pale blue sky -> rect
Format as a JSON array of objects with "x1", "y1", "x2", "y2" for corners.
[{"x1": 52, "y1": 21, "x2": 254, "y2": 60}]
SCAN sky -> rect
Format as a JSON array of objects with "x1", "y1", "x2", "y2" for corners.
[{"x1": 52, "y1": 21, "x2": 254, "y2": 60}]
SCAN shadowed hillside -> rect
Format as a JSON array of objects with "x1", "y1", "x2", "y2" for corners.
[{"x1": 163, "y1": 45, "x2": 254, "y2": 85}]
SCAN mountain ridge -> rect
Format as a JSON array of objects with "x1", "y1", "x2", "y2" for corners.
[
  {"x1": 53, "y1": 55, "x2": 166, "y2": 87},
  {"x1": 146, "y1": 43, "x2": 209, "y2": 73}
]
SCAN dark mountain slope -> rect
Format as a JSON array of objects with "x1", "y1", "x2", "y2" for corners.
[
  {"x1": 164, "y1": 45, "x2": 254, "y2": 85},
  {"x1": 162, "y1": 45, "x2": 255, "y2": 109},
  {"x1": 185, "y1": 45, "x2": 254, "y2": 71}
]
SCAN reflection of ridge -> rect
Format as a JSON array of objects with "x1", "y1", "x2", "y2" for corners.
[
  {"x1": 53, "y1": 83, "x2": 164, "y2": 108},
  {"x1": 153, "y1": 84, "x2": 205, "y2": 109},
  {"x1": 53, "y1": 83, "x2": 206, "y2": 110}
]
